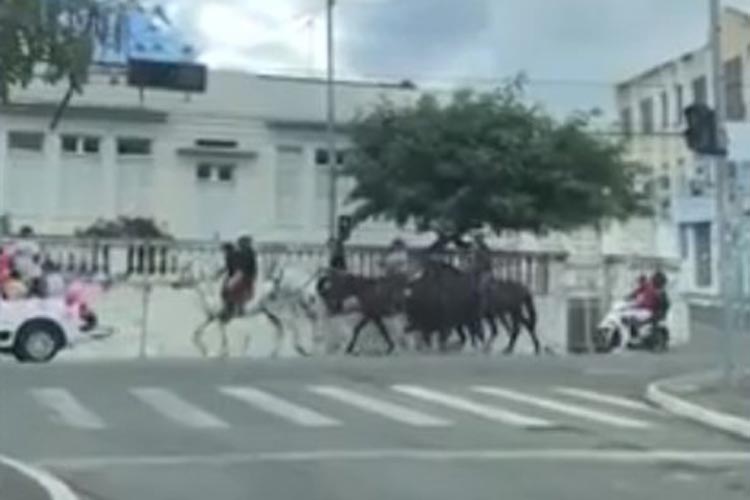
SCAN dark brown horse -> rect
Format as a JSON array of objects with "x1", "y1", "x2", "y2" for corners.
[
  {"x1": 404, "y1": 260, "x2": 484, "y2": 351},
  {"x1": 316, "y1": 270, "x2": 406, "y2": 355},
  {"x1": 483, "y1": 279, "x2": 541, "y2": 355}
]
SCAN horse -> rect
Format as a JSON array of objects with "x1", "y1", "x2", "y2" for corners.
[
  {"x1": 316, "y1": 270, "x2": 406, "y2": 355},
  {"x1": 403, "y1": 259, "x2": 485, "y2": 352},
  {"x1": 482, "y1": 278, "x2": 541, "y2": 355},
  {"x1": 177, "y1": 258, "x2": 319, "y2": 358}
]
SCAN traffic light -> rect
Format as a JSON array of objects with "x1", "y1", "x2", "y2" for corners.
[
  {"x1": 337, "y1": 215, "x2": 353, "y2": 242},
  {"x1": 684, "y1": 103, "x2": 726, "y2": 156}
]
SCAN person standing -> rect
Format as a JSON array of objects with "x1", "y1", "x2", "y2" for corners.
[
  {"x1": 327, "y1": 237, "x2": 347, "y2": 271},
  {"x1": 383, "y1": 238, "x2": 409, "y2": 277}
]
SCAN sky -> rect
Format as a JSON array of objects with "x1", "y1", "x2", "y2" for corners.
[{"x1": 139, "y1": 0, "x2": 750, "y2": 118}]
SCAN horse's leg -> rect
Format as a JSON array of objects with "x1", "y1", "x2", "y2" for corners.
[
  {"x1": 524, "y1": 315, "x2": 542, "y2": 356},
  {"x1": 503, "y1": 312, "x2": 522, "y2": 355},
  {"x1": 192, "y1": 316, "x2": 214, "y2": 357},
  {"x1": 346, "y1": 317, "x2": 369, "y2": 355},
  {"x1": 373, "y1": 317, "x2": 395, "y2": 355},
  {"x1": 263, "y1": 309, "x2": 285, "y2": 358},
  {"x1": 483, "y1": 314, "x2": 499, "y2": 353},
  {"x1": 438, "y1": 328, "x2": 451, "y2": 353},
  {"x1": 289, "y1": 303, "x2": 310, "y2": 357},
  {"x1": 218, "y1": 321, "x2": 230, "y2": 358},
  {"x1": 455, "y1": 325, "x2": 468, "y2": 349}
]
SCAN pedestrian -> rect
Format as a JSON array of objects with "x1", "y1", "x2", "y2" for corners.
[
  {"x1": 327, "y1": 236, "x2": 347, "y2": 271},
  {"x1": 382, "y1": 238, "x2": 409, "y2": 276}
]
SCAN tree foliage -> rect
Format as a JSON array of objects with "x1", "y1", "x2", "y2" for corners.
[
  {"x1": 344, "y1": 84, "x2": 650, "y2": 242},
  {"x1": 0, "y1": 0, "x2": 140, "y2": 103}
]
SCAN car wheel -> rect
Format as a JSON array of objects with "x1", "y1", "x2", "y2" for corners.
[{"x1": 13, "y1": 320, "x2": 64, "y2": 363}]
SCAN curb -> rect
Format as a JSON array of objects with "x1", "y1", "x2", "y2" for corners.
[
  {"x1": 0, "y1": 455, "x2": 79, "y2": 500},
  {"x1": 645, "y1": 371, "x2": 750, "y2": 441}
]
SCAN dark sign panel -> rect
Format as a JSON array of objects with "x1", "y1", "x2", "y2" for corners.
[{"x1": 127, "y1": 59, "x2": 207, "y2": 93}]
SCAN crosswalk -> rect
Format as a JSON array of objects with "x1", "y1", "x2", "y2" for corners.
[{"x1": 20, "y1": 383, "x2": 663, "y2": 434}]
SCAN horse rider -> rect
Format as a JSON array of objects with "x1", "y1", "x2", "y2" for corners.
[
  {"x1": 469, "y1": 233, "x2": 494, "y2": 307},
  {"x1": 220, "y1": 236, "x2": 258, "y2": 320}
]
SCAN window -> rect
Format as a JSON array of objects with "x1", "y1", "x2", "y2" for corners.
[
  {"x1": 195, "y1": 163, "x2": 235, "y2": 183},
  {"x1": 679, "y1": 224, "x2": 689, "y2": 259},
  {"x1": 217, "y1": 165, "x2": 235, "y2": 182},
  {"x1": 315, "y1": 148, "x2": 346, "y2": 165},
  {"x1": 8, "y1": 131, "x2": 43, "y2": 152},
  {"x1": 675, "y1": 84, "x2": 684, "y2": 124},
  {"x1": 725, "y1": 56, "x2": 745, "y2": 121},
  {"x1": 660, "y1": 91, "x2": 669, "y2": 129},
  {"x1": 196, "y1": 163, "x2": 212, "y2": 181},
  {"x1": 620, "y1": 107, "x2": 632, "y2": 135},
  {"x1": 639, "y1": 98, "x2": 654, "y2": 134},
  {"x1": 117, "y1": 137, "x2": 152, "y2": 156},
  {"x1": 692, "y1": 76, "x2": 708, "y2": 105},
  {"x1": 61, "y1": 135, "x2": 100, "y2": 155},
  {"x1": 61, "y1": 136, "x2": 78, "y2": 153},
  {"x1": 83, "y1": 137, "x2": 100, "y2": 154}
]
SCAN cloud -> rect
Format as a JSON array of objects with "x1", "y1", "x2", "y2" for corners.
[{"x1": 154, "y1": 0, "x2": 748, "y2": 115}]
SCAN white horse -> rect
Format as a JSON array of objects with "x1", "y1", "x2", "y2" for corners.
[{"x1": 178, "y1": 258, "x2": 322, "y2": 358}]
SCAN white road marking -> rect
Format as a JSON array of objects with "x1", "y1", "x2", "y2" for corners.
[
  {"x1": 309, "y1": 386, "x2": 451, "y2": 427},
  {"x1": 0, "y1": 454, "x2": 79, "y2": 500},
  {"x1": 219, "y1": 386, "x2": 340, "y2": 427},
  {"x1": 553, "y1": 387, "x2": 658, "y2": 413},
  {"x1": 30, "y1": 388, "x2": 106, "y2": 430},
  {"x1": 130, "y1": 388, "x2": 229, "y2": 429},
  {"x1": 473, "y1": 386, "x2": 652, "y2": 429},
  {"x1": 392, "y1": 385, "x2": 554, "y2": 428},
  {"x1": 36, "y1": 449, "x2": 750, "y2": 471}
]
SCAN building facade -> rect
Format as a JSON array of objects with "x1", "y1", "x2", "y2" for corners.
[
  {"x1": 615, "y1": 6, "x2": 750, "y2": 295},
  {"x1": 0, "y1": 69, "x2": 423, "y2": 244}
]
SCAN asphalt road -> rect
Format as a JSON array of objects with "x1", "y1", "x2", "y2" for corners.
[{"x1": 0, "y1": 351, "x2": 748, "y2": 500}]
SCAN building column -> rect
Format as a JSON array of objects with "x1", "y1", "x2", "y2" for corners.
[{"x1": 102, "y1": 136, "x2": 118, "y2": 219}]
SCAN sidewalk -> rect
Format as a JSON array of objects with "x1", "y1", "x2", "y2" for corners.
[
  {"x1": 0, "y1": 456, "x2": 77, "y2": 500},
  {"x1": 646, "y1": 369, "x2": 750, "y2": 440},
  {"x1": 645, "y1": 304, "x2": 750, "y2": 440}
]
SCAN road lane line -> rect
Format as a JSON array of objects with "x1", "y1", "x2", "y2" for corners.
[
  {"x1": 392, "y1": 385, "x2": 554, "y2": 428},
  {"x1": 130, "y1": 388, "x2": 229, "y2": 429},
  {"x1": 30, "y1": 388, "x2": 106, "y2": 430},
  {"x1": 36, "y1": 449, "x2": 750, "y2": 471},
  {"x1": 0, "y1": 455, "x2": 79, "y2": 500},
  {"x1": 219, "y1": 386, "x2": 340, "y2": 427},
  {"x1": 473, "y1": 386, "x2": 652, "y2": 429},
  {"x1": 553, "y1": 387, "x2": 658, "y2": 413},
  {"x1": 309, "y1": 386, "x2": 451, "y2": 427}
]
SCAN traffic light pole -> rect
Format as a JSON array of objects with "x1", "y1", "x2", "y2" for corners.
[{"x1": 709, "y1": 0, "x2": 736, "y2": 382}]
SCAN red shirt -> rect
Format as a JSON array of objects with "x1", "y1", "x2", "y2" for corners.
[{"x1": 635, "y1": 283, "x2": 659, "y2": 312}]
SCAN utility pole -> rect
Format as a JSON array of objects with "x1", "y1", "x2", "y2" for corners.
[
  {"x1": 326, "y1": 0, "x2": 338, "y2": 240},
  {"x1": 709, "y1": 0, "x2": 735, "y2": 381}
]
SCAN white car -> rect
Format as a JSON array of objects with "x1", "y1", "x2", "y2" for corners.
[{"x1": 0, "y1": 297, "x2": 102, "y2": 363}]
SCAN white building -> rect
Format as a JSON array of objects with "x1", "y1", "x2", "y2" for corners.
[
  {"x1": 615, "y1": 6, "x2": 750, "y2": 296},
  {"x1": 0, "y1": 69, "x2": 421, "y2": 243}
]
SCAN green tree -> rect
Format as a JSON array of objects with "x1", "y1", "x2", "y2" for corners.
[
  {"x1": 345, "y1": 84, "x2": 649, "y2": 247},
  {"x1": 0, "y1": 0, "x2": 151, "y2": 127}
]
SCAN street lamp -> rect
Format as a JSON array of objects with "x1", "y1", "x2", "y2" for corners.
[{"x1": 326, "y1": 0, "x2": 338, "y2": 240}]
